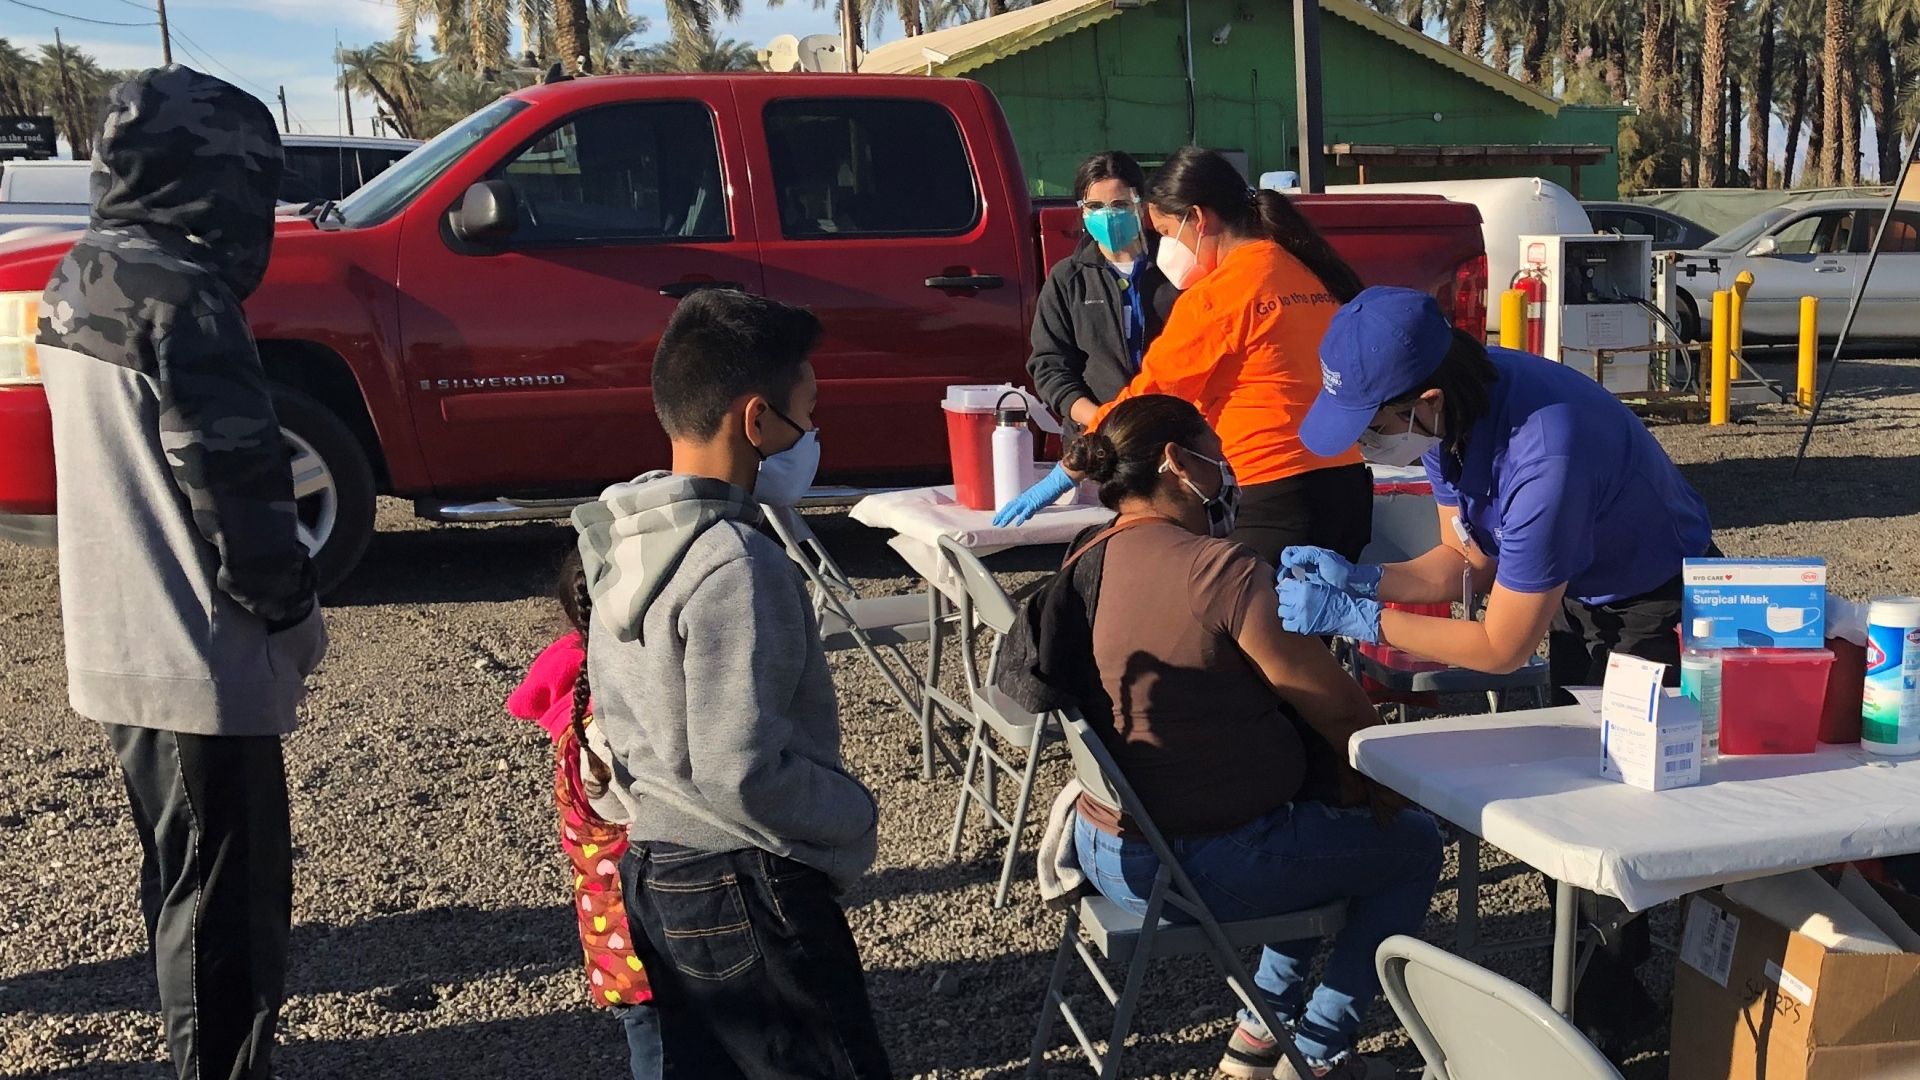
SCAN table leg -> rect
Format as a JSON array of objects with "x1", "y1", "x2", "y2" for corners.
[
  {"x1": 1456, "y1": 833, "x2": 1481, "y2": 956},
  {"x1": 1551, "y1": 878, "x2": 1577, "y2": 1016},
  {"x1": 917, "y1": 584, "x2": 943, "y2": 782}
]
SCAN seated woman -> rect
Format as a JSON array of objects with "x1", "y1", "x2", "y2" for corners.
[{"x1": 1062, "y1": 395, "x2": 1443, "y2": 1080}]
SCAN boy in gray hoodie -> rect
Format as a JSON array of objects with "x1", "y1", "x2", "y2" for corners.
[{"x1": 573, "y1": 289, "x2": 888, "y2": 1078}]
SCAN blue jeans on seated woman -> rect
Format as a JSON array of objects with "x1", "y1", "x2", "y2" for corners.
[{"x1": 1073, "y1": 800, "x2": 1443, "y2": 1063}]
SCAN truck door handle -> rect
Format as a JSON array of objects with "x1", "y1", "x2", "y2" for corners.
[
  {"x1": 924, "y1": 273, "x2": 1005, "y2": 290},
  {"x1": 659, "y1": 280, "x2": 746, "y2": 298},
  {"x1": 1814, "y1": 265, "x2": 1846, "y2": 273}
]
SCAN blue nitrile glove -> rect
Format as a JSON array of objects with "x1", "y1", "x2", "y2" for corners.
[
  {"x1": 1278, "y1": 576, "x2": 1383, "y2": 642},
  {"x1": 993, "y1": 463, "x2": 1076, "y2": 527},
  {"x1": 1280, "y1": 545, "x2": 1383, "y2": 599}
]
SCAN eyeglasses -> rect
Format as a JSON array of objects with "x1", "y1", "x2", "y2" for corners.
[{"x1": 1077, "y1": 198, "x2": 1138, "y2": 213}]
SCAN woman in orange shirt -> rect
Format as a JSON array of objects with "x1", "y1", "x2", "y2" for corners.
[{"x1": 999, "y1": 147, "x2": 1373, "y2": 565}]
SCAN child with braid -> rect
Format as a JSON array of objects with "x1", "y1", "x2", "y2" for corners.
[{"x1": 506, "y1": 551, "x2": 662, "y2": 1079}]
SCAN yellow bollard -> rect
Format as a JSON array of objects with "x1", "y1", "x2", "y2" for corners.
[
  {"x1": 1710, "y1": 289, "x2": 1732, "y2": 426},
  {"x1": 1729, "y1": 270, "x2": 1755, "y2": 375},
  {"x1": 1499, "y1": 289, "x2": 1527, "y2": 349},
  {"x1": 1798, "y1": 296, "x2": 1820, "y2": 411}
]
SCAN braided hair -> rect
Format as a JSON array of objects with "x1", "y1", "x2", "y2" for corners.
[{"x1": 556, "y1": 551, "x2": 612, "y2": 797}]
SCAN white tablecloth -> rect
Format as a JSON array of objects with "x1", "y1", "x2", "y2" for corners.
[
  {"x1": 1351, "y1": 706, "x2": 1920, "y2": 912},
  {"x1": 848, "y1": 485, "x2": 1114, "y2": 595}
]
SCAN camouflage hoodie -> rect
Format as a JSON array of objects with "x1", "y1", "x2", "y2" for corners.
[
  {"x1": 573, "y1": 472, "x2": 878, "y2": 891},
  {"x1": 36, "y1": 66, "x2": 325, "y2": 736}
]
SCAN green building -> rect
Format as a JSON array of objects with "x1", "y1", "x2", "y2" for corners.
[{"x1": 863, "y1": 0, "x2": 1627, "y2": 198}]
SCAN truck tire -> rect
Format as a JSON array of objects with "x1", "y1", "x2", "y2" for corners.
[
  {"x1": 273, "y1": 386, "x2": 375, "y2": 596},
  {"x1": 1677, "y1": 290, "x2": 1702, "y2": 344}
]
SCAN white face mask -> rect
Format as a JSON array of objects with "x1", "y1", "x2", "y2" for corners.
[
  {"x1": 753, "y1": 411, "x2": 821, "y2": 507},
  {"x1": 1358, "y1": 405, "x2": 1442, "y2": 467},
  {"x1": 1156, "y1": 211, "x2": 1205, "y2": 290}
]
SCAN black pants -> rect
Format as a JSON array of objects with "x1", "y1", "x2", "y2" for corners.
[
  {"x1": 622, "y1": 844, "x2": 893, "y2": 1080},
  {"x1": 106, "y1": 724, "x2": 292, "y2": 1080},
  {"x1": 1230, "y1": 462, "x2": 1374, "y2": 566}
]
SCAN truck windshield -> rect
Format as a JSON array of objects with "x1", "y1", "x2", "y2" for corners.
[{"x1": 335, "y1": 98, "x2": 528, "y2": 228}]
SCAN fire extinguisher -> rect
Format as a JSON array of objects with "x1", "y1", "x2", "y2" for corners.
[{"x1": 1510, "y1": 265, "x2": 1548, "y2": 355}]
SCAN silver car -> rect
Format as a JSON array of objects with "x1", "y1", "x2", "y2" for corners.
[{"x1": 1669, "y1": 199, "x2": 1920, "y2": 346}]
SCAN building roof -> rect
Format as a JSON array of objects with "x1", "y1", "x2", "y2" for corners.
[{"x1": 861, "y1": 0, "x2": 1562, "y2": 116}]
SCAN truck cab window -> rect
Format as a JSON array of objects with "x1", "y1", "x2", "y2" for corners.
[
  {"x1": 497, "y1": 102, "x2": 727, "y2": 245},
  {"x1": 764, "y1": 99, "x2": 979, "y2": 238}
]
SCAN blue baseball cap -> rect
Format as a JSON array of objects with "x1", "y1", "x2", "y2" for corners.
[{"x1": 1300, "y1": 286, "x2": 1455, "y2": 457}]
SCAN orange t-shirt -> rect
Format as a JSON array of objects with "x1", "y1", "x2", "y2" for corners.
[{"x1": 1088, "y1": 239, "x2": 1364, "y2": 486}]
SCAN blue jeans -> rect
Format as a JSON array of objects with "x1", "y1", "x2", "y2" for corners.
[
  {"x1": 1074, "y1": 801, "x2": 1443, "y2": 1062},
  {"x1": 614, "y1": 1003, "x2": 664, "y2": 1080}
]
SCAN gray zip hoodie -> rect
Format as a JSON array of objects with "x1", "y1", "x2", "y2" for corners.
[{"x1": 573, "y1": 472, "x2": 878, "y2": 891}]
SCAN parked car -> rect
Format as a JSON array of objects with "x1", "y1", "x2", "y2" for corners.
[
  {"x1": 1, "y1": 135, "x2": 421, "y2": 207},
  {"x1": 1583, "y1": 201, "x2": 1716, "y2": 250},
  {"x1": 0, "y1": 74, "x2": 1487, "y2": 590},
  {"x1": 1668, "y1": 199, "x2": 1920, "y2": 345}
]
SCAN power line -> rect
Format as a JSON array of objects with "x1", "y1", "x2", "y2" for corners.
[{"x1": 2, "y1": 0, "x2": 157, "y2": 26}]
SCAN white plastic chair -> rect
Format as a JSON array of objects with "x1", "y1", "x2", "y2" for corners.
[
  {"x1": 935, "y1": 535, "x2": 1058, "y2": 909},
  {"x1": 1029, "y1": 707, "x2": 1343, "y2": 1080},
  {"x1": 1375, "y1": 935, "x2": 1623, "y2": 1080},
  {"x1": 763, "y1": 505, "x2": 930, "y2": 741}
]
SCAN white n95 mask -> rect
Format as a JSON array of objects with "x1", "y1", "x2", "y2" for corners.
[
  {"x1": 1359, "y1": 409, "x2": 1441, "y2": 467},
  {"x1": 755, "y1": 430, "x2": 821, "y2": 507}
]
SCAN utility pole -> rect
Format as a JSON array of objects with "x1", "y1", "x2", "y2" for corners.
[
  {"x1": 840, "y1": 0, "x2": 858, "y2": 73},
  {"x1": 156, "y1": 0, "x2": 173, "y2": 65},
  {"x1": 52, "y1": 27, "x2": 79, "y2": 159},
  {"x1": 1292, "y1": 0, "x2": 1327, "y2": 192},
  {"x1": 276, "y1": 86, "x2": 290, "y2": 133},
  {"x1": 343, "y1": 85, "x2": 354, "y2": 136}
]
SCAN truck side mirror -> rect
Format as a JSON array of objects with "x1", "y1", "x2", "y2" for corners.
[
  {"x1": 452, "y1": 180, "x2": 519, "y2": 244},
  {"x1": 1748, "y1": 235, "x2": 1779, "y2": 258}
]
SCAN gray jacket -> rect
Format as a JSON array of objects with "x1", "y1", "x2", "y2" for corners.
[
  {"x1": 574, "y1": 473, "x2": 878, "y2": 891},
  {"x1": 1027, "y1": 236, "x2": 1181, "y2": 426},
  {"x1": 36, "y1": 67, "x2": 324, "y2": 736}
]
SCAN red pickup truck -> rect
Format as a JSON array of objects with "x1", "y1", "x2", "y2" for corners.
[{"x1": 0, "y1": 74, "x2": 1484, "y2": 589}]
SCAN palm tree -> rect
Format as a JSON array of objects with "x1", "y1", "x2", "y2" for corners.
[
  {"x1": 589, "y1": 6, "x2": 649, "y2": 70},
  {"x1": 1747, "y1": 0, "x2": 1777, "y2": 187},
  {"x1": 555, "y1": 0, "x2": 592, "y2": 71},
  {"x1": 1819, "y1": 0, "x2": 1855, "y2": 183},
  {"x1": 923, "y1": 0, "x2": 990, "y2": 28},
  {"x1": 1460, "y1": 0, "x2": 1490, "y2": 60},
  {"x1": 634, "y1": 27, "x2": 759, "y2": 71},
  {"x1": 34, "y1": 41, "x2": 107, "y2": 158},
  {"x1": 340, "y1": 40, "x2": 432, "y2": 139},
  {"x1": 0, "y1": 39, "x2": 41, "y2": 116},
  {"x1": 1698, "y1": 0, "x2": 1731, "y2": 185}
]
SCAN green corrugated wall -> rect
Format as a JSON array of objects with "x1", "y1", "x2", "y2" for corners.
[{"x1": 970, "y1": 0, "x2": 1625, "y2": 199}]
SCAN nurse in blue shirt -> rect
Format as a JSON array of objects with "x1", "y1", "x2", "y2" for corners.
[{"x1": 1277, "y1": 286, "x2": 1715, "y2": 691}]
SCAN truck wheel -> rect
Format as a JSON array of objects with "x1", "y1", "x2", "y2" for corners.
[{"x1": 273, "y1": 386, "x2": 375, "y2": 596}]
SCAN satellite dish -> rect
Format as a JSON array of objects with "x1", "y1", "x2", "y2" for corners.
[
  {"x1": 797, "y1": 33, "x2": 848, "y2": 72},
  {"x1": 762, "y1": 34, "x2": 802, "y2": 72}
]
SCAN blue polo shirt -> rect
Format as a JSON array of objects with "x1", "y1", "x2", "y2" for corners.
[{"x1": 1424, "y1": 347, "x2": 1712, "y2": 606}]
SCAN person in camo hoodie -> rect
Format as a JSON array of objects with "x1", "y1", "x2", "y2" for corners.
[
  {"x1": 572, "y1": 289, "x2": 888, "y2": 1079},
  {"x1": 35, "y1": 67, "x2": 324, "y2": 1080}
]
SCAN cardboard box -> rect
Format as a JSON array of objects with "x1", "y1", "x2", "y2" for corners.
[
  {"x1": 1600, "y1": 655, "x2": 1702, "y2": 791},
  {"x1": 1670, "y1": 885, "x2": 1920, "y2": 1079},
  {"x1": 1684, "y1": 558, "x2": 1829, "y2": 650}
]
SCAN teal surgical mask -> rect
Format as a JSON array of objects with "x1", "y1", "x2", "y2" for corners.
[{"x1": 1083, "y1": 206, "x2": 1142, "y2": 254}]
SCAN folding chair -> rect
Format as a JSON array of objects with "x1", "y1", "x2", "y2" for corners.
[
  {"x1": 1029, "y1": 708, "x2": 1345, "y2": 1080},
  {"x1": 763, "y1": 505, "x2": 930, "y2": 744},
  {"x1": 935, "y1": 536, "x2": 1059, "y2": 909},
  {"x1": 1376, "y1": 935, "x2": 1622, "y2": 1080}
]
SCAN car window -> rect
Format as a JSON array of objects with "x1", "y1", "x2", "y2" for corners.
[
  {"x1": 1655, "y1": 214, "x2": 1691, "y2": 245},
  {"x1": 283, "y1": 145, "x2": 360, "y2": 203},
  {"x1": 1771, "y1": 212, "x2": 1851, "y2": 256},
  {"x1": 496, "y1": 101, "x2": 726, "y2": 245},
  {"x1": 338, "y1": 98, "x2": 525, "y2": 228},
  {"x1": 764, "y1": 98, "x2": 980, "y2": 238},
  {"x1": 1596, "y1": 210, "x2": 1653, "y2": 237},
  {"x1": 1847, "y1": 209, "x2": 1920, "y2": 253},
  {"x1": 359, "y1": 148, "x2": 410, "y2": 188}
]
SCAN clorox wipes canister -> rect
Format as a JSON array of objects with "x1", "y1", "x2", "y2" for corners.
[{"x1": 1862, "y1": 596, "x2": 1920, "y2": 757}]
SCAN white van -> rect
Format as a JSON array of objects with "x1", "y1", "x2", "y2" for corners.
[
  {"x1": 0, "y1": 160, "x2": 90, "y2": 203},
  {"x1": 1264, "y1": 175, "x2": 1592, "y2": 335}
]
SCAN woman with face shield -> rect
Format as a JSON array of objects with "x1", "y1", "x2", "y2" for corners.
[
  {"x1": 1021, "y1": 151, "x2": 1182, "y2": 440},
  {"x1": 1047, "y1": 394, "x2": 1441, "y2": 1080},
  {"x1": 997, "y1": 147, "x2": 1372, "y2": 569}
]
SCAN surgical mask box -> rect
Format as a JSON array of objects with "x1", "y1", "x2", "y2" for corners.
[
  {"x1": 1600, "y1": 655, "x2": 1701, "y2": 791},
  {"x1": 1682, "y1": 558, "x2": 1828, "y2": 650}
]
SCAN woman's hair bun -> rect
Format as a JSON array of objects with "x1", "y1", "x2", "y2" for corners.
[{"x1": 1063, "y1": 431, "x2": 1120, "y2": 484}]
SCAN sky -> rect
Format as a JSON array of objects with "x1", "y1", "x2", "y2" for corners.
[{"x1": 0, "y1": 0, "x2": 854, "y2": 140}]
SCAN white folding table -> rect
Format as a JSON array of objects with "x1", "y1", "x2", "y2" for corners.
[
  {"x1": 849, "y1": 486, "x2": 1114, "y2": 779},
  {"x1": 1351, "y1": 706, "x2": 1920, "y2": 1013}
]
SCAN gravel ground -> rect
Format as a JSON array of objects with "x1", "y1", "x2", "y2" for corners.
[{"x1": 3, "y1": 357, "x2": 1917, "y2": 1080}]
